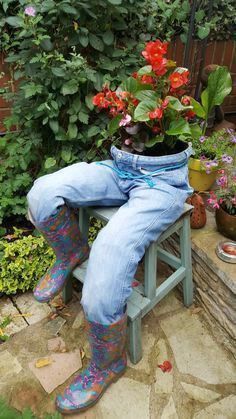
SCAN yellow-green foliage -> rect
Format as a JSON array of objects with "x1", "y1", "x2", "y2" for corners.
[{"x1": 0, "y1": 229, "x2": 55, "y2": 295}]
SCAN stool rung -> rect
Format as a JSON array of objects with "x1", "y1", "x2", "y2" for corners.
[{"x1": 156, "y1": 246, "x2": 181, "y2": 270}]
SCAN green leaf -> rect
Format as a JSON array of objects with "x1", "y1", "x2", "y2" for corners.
[
  {"x1": 145, "y1": 135, "x2": 164, "y2": 148},
  {"x1": 51, "y1": 67, "x2": 66, "y2": 77},
  {"x1": 59, "y1": 4, "x2": 78, "y2": 15},
  {"x1": 68, "y1": 123, "x2": 78, "y2": 139},
  {"x1": 107, "y1": 0, "x2": 122, "y2": 4},
  {"x1": 167, "y1": 96, "x2": 192, "y2": 111},
  {"x1": 134, "y1": 90, "x2": 158, "y2": 102},
  {"x1": 61, "y1": 80, "x2": 78, "y2": 95},
  {"x1": 108, "y1": 114, "x2": 123, "y2": 135},
  {"x1": 87, "y1": 126, "x2": 100, "y2": 137},
  {"x1": 190, "y1": 98, "x2": 206, "y2": 118},
  {"x1": 49, "y1": 119, "x2": 59, "y2": 134},
  {"x1": 166, "y1": 118, "x2": 191, "y2": 136},
  {"x1": 197, "y1": 25, "x2": 210, "y2": 40},
  {"x1": 79, "y1": 34, "x2": 89, "y2": 47},
  {"x1": 190, "y1": 124, "x2": 203, "y2": 140},
  {"x1": 195, "y1": 9, "x2": 205, "y2": 22},
  {"x1": 85, "y1": 94, "x2": 94, "y2": 110},
  {"x1": 137, "y1": 65, "x2": 152, "y2": 76},
  {"x1": 89, "y1": 34, "x2": 104, "y2": 52},
  {"x1": 45, "y1": 158, "x2": 56, "y2": 169},
  {"x1": 5, "y1": 16, "x2": 24, "y2": 27},
  {"x1": 201, "y1": 66, "x2": 232, "y2": 117},
  {"x1": 78, "y1": 111, "x2": 89, "y2": 124},
  {"x1": 134, "y1": 101, "x2": 156, "y2": 122},
  {"x1": 102, "y1": 31, "x2": 114, "y2": 45},
  {"x1": 61, "y1": 149, "x2": 71, "y2": 163},
  {"x1": 21, "y1": 83, "x2": 42, "y2": 99}
]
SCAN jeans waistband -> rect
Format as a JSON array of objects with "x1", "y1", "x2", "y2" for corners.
[{"x1": 110, "y1": 144, "x2": 193, "y2": 169}]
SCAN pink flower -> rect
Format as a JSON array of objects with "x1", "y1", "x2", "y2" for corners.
[
  {"x1": 24, "y1": 6, "x2": 36, "y2": 16},
  {"x1": 119, "y1": 114, "x2": 132, "y2": 127}
]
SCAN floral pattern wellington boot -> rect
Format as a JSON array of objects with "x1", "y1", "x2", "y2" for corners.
[
  {"x1": 33, "y1": 206, "x2": 89, "y2": 302},
  {"x1": 56, "y1": 314, "x2": 127, "y2": 414}
]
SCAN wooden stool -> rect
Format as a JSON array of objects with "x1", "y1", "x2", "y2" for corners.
[{"x1": 63, "y1": 203, "x2": 193, "y2": 364}]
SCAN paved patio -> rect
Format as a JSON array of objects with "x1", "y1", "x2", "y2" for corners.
[{"x1": 0, "y1": 284, "x2": 236, "y2": 419}]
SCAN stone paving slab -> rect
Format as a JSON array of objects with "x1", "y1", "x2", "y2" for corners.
[
  {"x1": 160, "y1": 310, "x2": 236, "y2": 384},
  {"x1": 0, "y1": 296, "x2": 27, "y2": 335},
  {"x1": 193, "y1": 394, "x2": 236, "y2": 419},
  {"x1": 0, "y1": 350, "x2": 22, "y2": 381},
  {"x1": 13, "y1": 292, "x2": 51, "y2": 325},
  {"x1": 180, "y1": 382, "x2": 221, "y2": 403},
  {"x1": 98, "y1": 377, "x2": 151, "y2": 419},
  {"x1": 28, "y1": 349, "x2": 82, "y2": 393},
  {"x1": 154, "y1": 338, "x2": 173, "y2": 394},
  {"x1": 160, "y1": 396, "x2": 178, "y2": 419}
]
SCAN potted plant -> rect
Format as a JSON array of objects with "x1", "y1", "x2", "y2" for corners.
[
  {"x1": 93, "y1": 39, "x2": 196, "y2": 158},
  {"x1": 188, "y1": 66, "x2": 232, "y2": 191},
  {"x1": 207, "y1": 161, "x2": 236, "y2": 240},
  {"x1": 188, "y1": 128, "x2": 235, "y2": 191},
  {"x1": 92, "y1": 40, "x2": 233, "y2": 170}
]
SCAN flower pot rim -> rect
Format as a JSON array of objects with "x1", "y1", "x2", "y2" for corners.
[{"x1": 188, "y1": 156, "x2": 219, "y2": 172}]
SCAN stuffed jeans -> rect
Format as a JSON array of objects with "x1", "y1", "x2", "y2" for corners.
[{"x1": 27, "y1": 144, "x2": 193, "y2": 413}]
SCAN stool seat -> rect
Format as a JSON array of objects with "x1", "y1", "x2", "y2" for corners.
[{"x1": 63, "y1": 203, "x2": 193, "y2": 364}]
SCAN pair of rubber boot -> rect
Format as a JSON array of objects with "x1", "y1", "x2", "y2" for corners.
[{"x1": 32, "y1": 206, "x2": 127, "y2": 414}]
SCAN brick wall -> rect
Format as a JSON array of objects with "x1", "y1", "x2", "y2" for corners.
[
  {"x1": 167, "y1": 38, "x2": 236, "y2": 113},
  {"x1": 0, "y1": 54, "x2": 14, "y2": 132}
]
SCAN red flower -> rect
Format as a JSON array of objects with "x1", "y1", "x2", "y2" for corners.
[
  {"x1": 158, "y1": 360, "x2": 172, "y2": 373},
  {"x1": 169, "y1": 70, "x2": 189, "y2": 89},
  {"x1": 152, "y1": 56, "x2": 168, "y2": 76},
  {"x1": 149, "y1": 107, "x2": 163, "y2": 120},
  {"x1": 185, "y1": 110, "x2": 195, "y2": 119},
  {"x1": 132, "y1": 72, "x2": 138, "y2": 79},
  {"x1": 141, "y1": 75, "x2": 154, "y2": 84},
  {"x1": 161, "y1": 98, "x2": 169, "y2": 109},
  {"x1": 142, "y1": 40, "x2": 168, "y2": 62},
  {"x1": 152, "y1": 125, "x2": 161, "y2": 134},
  {"x1": 181, "y1": 95, "x2": 191, "y2": 106},
  {"x1": 132, "y1": 98, "x2": 139, "y2": 107},
  {"x1": 93, "y1": 92, "x2": 106, "y2": 107}
]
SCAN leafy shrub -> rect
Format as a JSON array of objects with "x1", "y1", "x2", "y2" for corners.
[
  {"x1": 0, "y1": 229, "x2": 55, "y2": 294},
  {"x1": 0, "y1": 219, "x2": 103, "y2": 295},
  {"x1": 0, "y1": 0, "x2": 235, "y2": 222}
]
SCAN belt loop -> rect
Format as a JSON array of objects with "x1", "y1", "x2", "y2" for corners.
[{"x1": 132, "y1": 154, "x2": 139, "y2": 170}]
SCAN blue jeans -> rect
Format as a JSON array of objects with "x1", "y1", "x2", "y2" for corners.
[{"x1": 27, "y1": 145, "x2": 193, "y2": 324}]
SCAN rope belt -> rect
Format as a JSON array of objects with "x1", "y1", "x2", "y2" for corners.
[{"x1": 96, "y1": 160, "x2": 187, "y2": 188}]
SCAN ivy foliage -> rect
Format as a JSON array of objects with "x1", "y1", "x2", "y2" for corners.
[{"x1": 0, "y1": 398, "x2": 61, "y2": 419}]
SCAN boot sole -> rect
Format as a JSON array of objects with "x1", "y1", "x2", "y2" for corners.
[
  {"x1": 56, "y1": 368, "x2": 126, "y2": 415},
  {"x1": 34, "y1": 251, "x2": 90, "y2": 304}
]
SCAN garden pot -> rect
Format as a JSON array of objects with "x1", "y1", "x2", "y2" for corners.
[
  {"x1": 188, "y1": 157, "x2": 217, "y2": 191},
  {"x1": 215, "y1": 206, "x2": 236, "y2": 241}
]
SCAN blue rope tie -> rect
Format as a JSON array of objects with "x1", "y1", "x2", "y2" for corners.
[{"x1": 96, "y1": 160, "x2": 186, "y2": 188}]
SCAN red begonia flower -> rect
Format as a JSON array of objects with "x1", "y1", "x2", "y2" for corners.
[{"x1": 149, "y1": 108, "x2": 163, "y2": 120}]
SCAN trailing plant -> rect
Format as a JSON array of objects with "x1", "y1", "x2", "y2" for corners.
[
  {"x1": 190, "y1": 129, "x2": 236, "y2": 173},
  {"x1": 207, "y1": 165, "x2": 236, "y2": 216}
]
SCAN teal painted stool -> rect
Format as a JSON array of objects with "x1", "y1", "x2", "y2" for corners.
[{"x1": 63, "y1": 203, "x2": 193, "y2": 364}]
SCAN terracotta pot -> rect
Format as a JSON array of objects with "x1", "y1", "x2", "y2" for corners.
[
  {"x1": 188, "y1": 157, "x2": 218, "y2": 191},
  {"x1": 215, "y1": 206, "x2": 236, "y2": 240}
]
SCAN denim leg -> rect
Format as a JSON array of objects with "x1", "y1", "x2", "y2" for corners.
[
  {"x1": 81, "y1": 180, "x2": 190, "y2": 324},
  {"x1": 27, "y1": 161, "x2": 127, "y2": 222}
]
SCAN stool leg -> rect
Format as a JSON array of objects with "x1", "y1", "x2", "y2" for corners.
[
  {"x1": 62, "y1": 274, "x2": 73, "y2": 304},
  {"x1": 144, "y1": 242, "x2": 157, "y2": 300},
  {"x1": 128, "y1": 316, "x2": 142, "y2": 364},
  {"x1": 180, "y1": 215, "x2": 193, "y2": 307}
]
